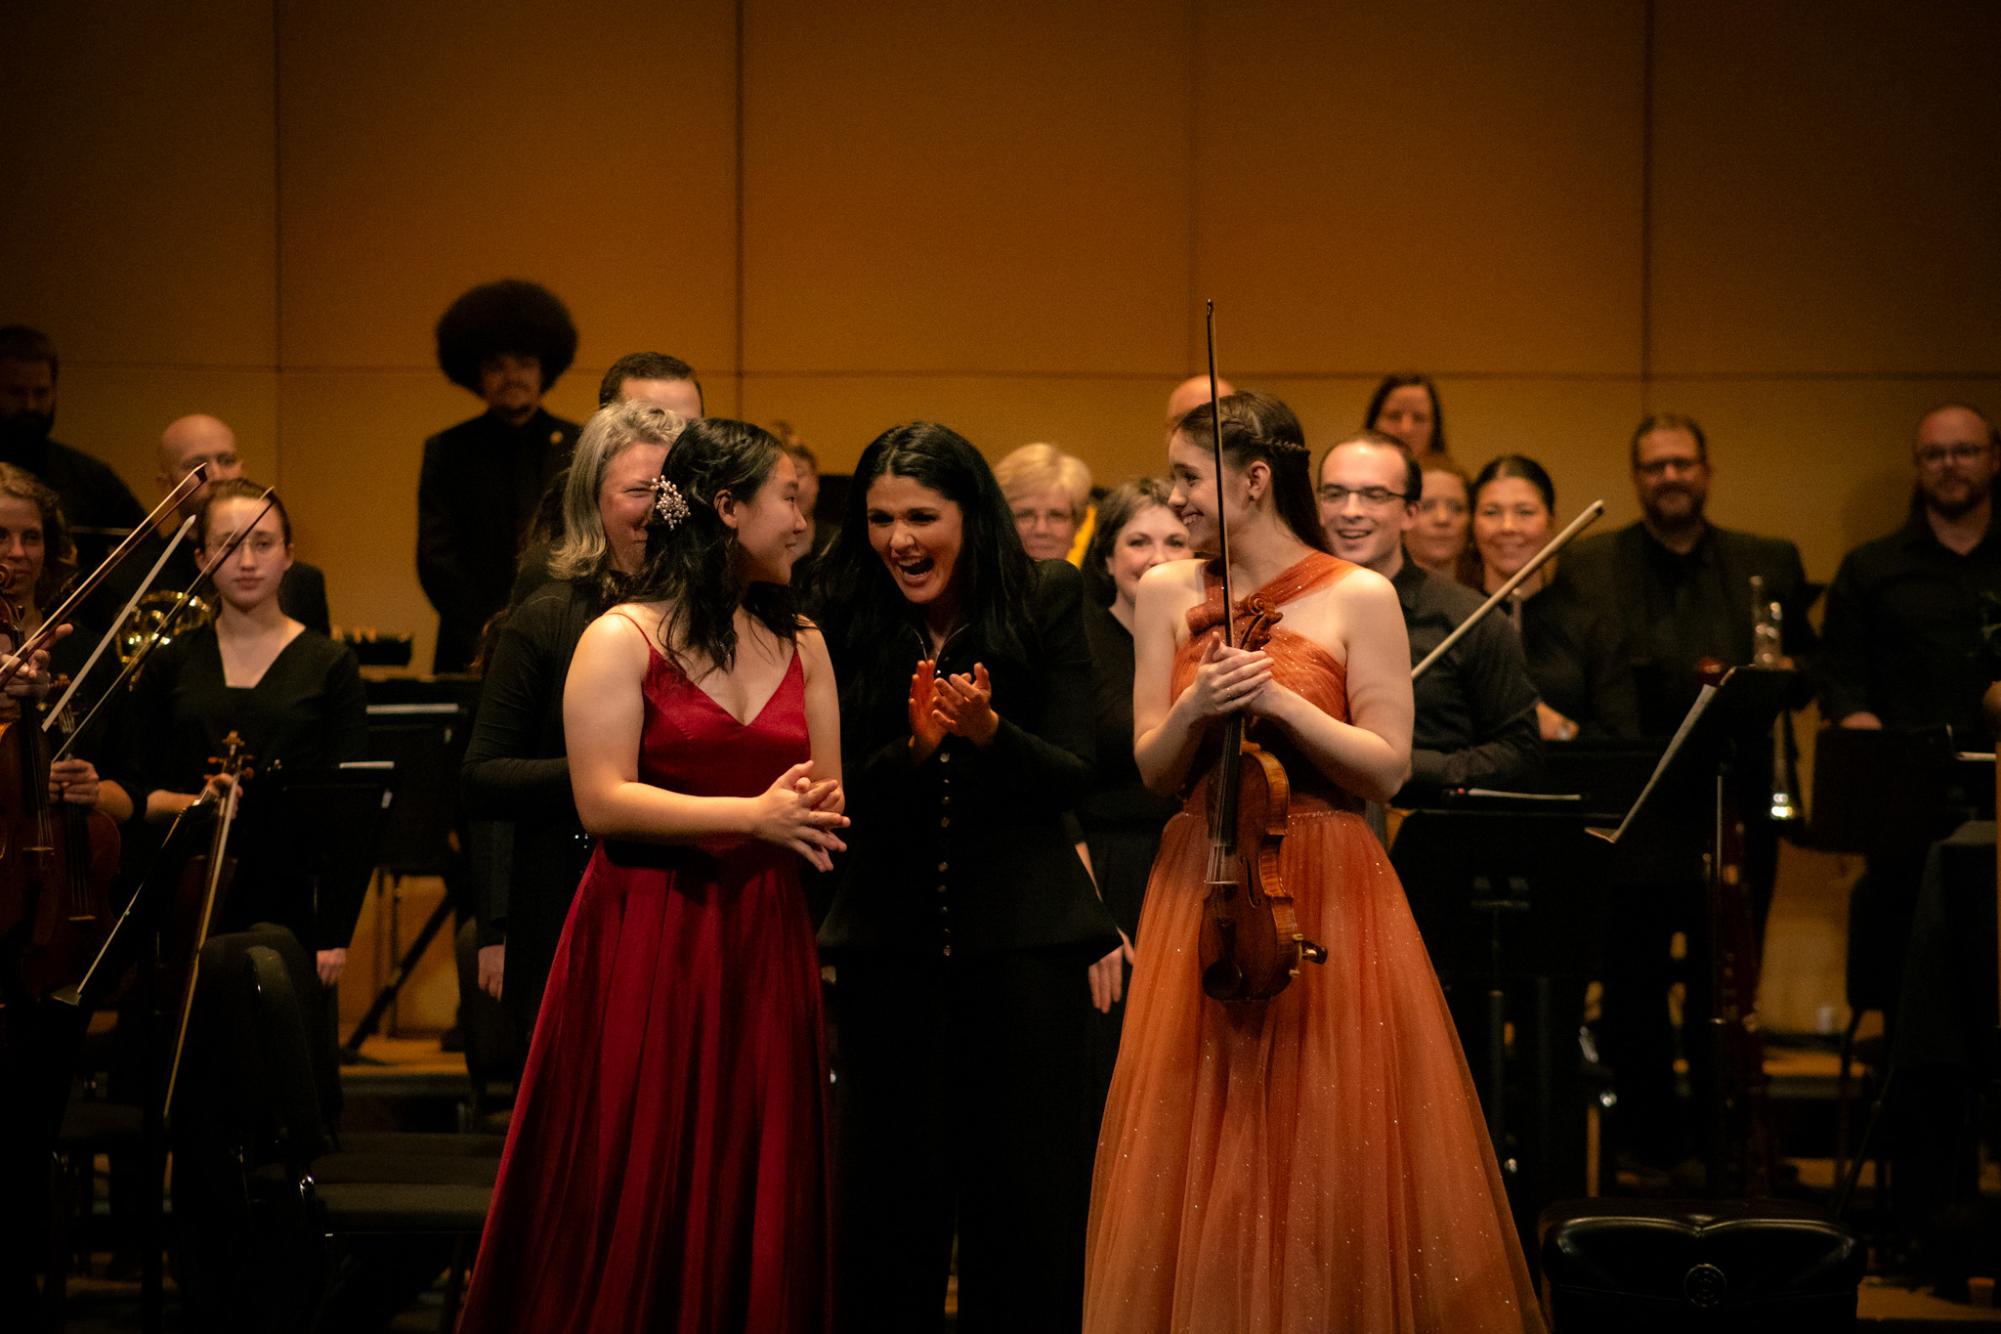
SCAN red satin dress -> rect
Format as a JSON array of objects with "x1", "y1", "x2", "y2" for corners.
[
  {"x1": 1083, "y1": 553, "x2": 1543, "y2": 1334},
  {"x1": 460, "y1": 625, "x2": 831, "y2": 1333}
]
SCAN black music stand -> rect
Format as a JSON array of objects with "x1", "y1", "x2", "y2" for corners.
[{"x1": 1590, "y1": 665, "x2": 1795, "y2": 1196}]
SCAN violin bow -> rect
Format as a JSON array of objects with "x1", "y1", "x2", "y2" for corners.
[
  {"x1": 42, "y1": 514, "x2": 199, "y2": 733},
  {"x1": 1204, "y1": 299, "x2": 1235, "y2": 647},
  {"x1": 1410, "y1": 498, "x2": 1605, "y2": 681},
  {"x1": 52, "y1": 489, "x2": 278, "y2": 765},
  {"x1": 0, "y1": 464, "x2": 208, "y2": 693}
]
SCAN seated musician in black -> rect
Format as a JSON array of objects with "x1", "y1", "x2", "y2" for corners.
[
  {"x1": 130, "y1": 480, "x2": 366, "y2": 988},
  {"x1": 461, "y1": 399, "x2": 681, "y2": 1043},
  {"x1": 1317, "y1": 430, "x2": 1541, "y2": 800}
]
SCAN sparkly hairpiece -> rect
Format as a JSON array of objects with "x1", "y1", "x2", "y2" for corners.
[{"x1": 652, "y1": 477, "x2": 690, "y2": 529}]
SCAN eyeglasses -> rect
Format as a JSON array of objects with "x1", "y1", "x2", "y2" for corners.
[
  {"x1": 1318, "y1": 485, "x2": 1409, "y2": 507},
  {"x1": 1916, "y1": 443, "x2": 1993, "y2": 470}
]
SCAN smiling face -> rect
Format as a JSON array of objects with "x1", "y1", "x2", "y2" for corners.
[
  {"x1": 1373, "y1": 385, "x2": 1437, "y2": 453},
  {"x1": 598, "y1": 440, "x2": 672, "y2": 575},
  {"x1": 1010, "y1": 482, "x2": 1078, "y2": 561},
  {"x1": 867, "y1": 472, "x2": 966, "y2": 616},
  {"x1": 0, "y1": 494, "x2": 46, "y2": 610},
  {"x1": 1914, "y1": 405, "x2": 1999, "y2": 519},
  {"x1": 722, "y1": 452, "x2": 809, "y2": 584},
  {"x1": 1166, "y1": 433, "x2": 1253, "y2": 554},
  {"x1": 1409, "y1": 467, "x2": 1469, "y2": 571},
  {"x1": 1472, "y1": 475, "x2": 1553, "y2": 581},
  {"x1": 199, "y1": 496, "x2": 292, "y2": 614},
  {"x1": 1315, "y1": 441, "x2": 1414, "y2": 574},
  {"x1": 1632, "y1": 426, "x2": 1710, "y2": 529},
  {"x1": 478, "y1": 353, "x2": 543, "y2": 421},
  {"x1": 1106, "y1": 501, "x2": 1190, "y2": 612}
]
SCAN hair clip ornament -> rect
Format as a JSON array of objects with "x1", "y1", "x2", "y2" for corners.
[{"x1": 653, "y1": 477, "x2": 690, "y2": 529}]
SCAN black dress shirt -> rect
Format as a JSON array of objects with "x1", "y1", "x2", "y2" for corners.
[
  {"x1": 128, "y1": 626, "x2": 368, "y2": 949},
  {"x1": 459, "y1": 579, "x2": 600, "y2": 1031},
  {"x1": 1816, "y1": 507, "x2": 2001, "y2": 741},
  {"x1": 418, "y1": 407, "x2": 580, "y2": 673},
  {"x1": 1077, "y1": 599, "x2": 1180, "y2": 939},
  {"x1": 1511, "y1": 571, "x2": 1642, "y2": 740},
  {"x1": 1564, "y1": 521, "x2": 1817, "y2": 738},
  {"x1": 0, "y1": 434, "x2": 146, "y2": 566},
  {"x1": 1392, "y1": 558, "x2": 1542, "y2": 801},
  {"x1": 820, "y1": 561, "x2": 1119, "y2": 958}
]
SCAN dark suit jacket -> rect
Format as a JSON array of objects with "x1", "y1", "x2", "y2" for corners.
[
  {"x1": 1563, "y1": 521, "x2": 1817, "y2": 736},
  {"x1": 820, "y1": 561, "x2": 1119, "y2": 958},
  {"x1": 418, "y1": 407, "x2": 579, "y2": 673}
]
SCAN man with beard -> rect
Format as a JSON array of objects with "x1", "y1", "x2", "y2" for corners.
[
  {"x1": 1818, "y1": 402, "x2": 2001, "y2": 737},
  {"x1": 1564, "y1": 413, "x2": 1816, "y2": 736},
  {"x1": 0, "y1": 326, "x2": 147, "y2": 574},
  {"x1": 418, "y1": 280, "x2": 581, "y2": 673},
  {"x1": 1317, "y1": 430, "x2": 1541, "y2": 802}
]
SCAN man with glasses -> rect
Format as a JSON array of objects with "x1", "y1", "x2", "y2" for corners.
[
  {"x1": 1317, "y1": 430, "x2": 1540, "y2": 801},
  {"x1": 1564, "y1": 413, "x2": 1816, "y2": 737}
]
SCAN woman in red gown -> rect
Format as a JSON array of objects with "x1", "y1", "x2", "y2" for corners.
[
  {"x1": 460, "y1": 418, "x2": 848, "y2": 1334},
  {"x1": 1083, "y1": 393, "x2": 1543, "y2": 1333}
]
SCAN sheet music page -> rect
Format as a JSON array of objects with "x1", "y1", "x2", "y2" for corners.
[{"x1": 1589, "y1": 682, "x2": 1718, "y2": 844}]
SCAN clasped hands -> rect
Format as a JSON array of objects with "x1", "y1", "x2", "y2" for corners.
[
  {"x1": 1183, "y1": 634, "x2": 1286, "y2": 721},
  {"x1": 751, "y1": 761, "x2": 849, "y2": 873},
  {"x1": 908, "y1": 659, "x2": 998, "y2": 761}
]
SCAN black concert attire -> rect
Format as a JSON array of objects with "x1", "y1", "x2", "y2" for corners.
[
  {"x1": 417, "y1": 408, "x2": 580, "y2": 673},
  {"x1": 0, "y1": 433, "x2": 146, "y2": 570},
  {"x1": 1564, "y1": 519, "x2": 1818, "y2": 1166},
  {"x1": 460, "y1": 579, "x2": 601, "y2": 1043},
  {"x1": 820, "y1": 560, "x2": 1119, "y2": 1334},
  {"x1": 1075, "y1": 597, "x2": 1179, "y2": 1120},
  {"x1": 1507, "y1": 571, "x2": 1642, "y2": 740},
  {"x1": 128, "y1": 625, "x2": 368, "y2": 951},
  {"x1": 1391, "y1": 558, "x2": 1542, "y2": 801},
  {"x1": 1816, "y1": 504, "x2": 2001, "y2": 1244}
]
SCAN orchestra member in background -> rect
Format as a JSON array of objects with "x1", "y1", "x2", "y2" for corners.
[
  {"x1": 153, "y1": 414, "x2": 330, "y2": 632},
  {"x1": 595, "y1": 350, "x2": 704, "y2": 419},
  {"x1": 461, "y1": 419, "x2": 840, "y2": 1333},
  {"x1": 1075, "y1": 478, "x2": 1188, "y2": 1110},
  {"x1": 1466, "y1": 454, "x2": 1639, "y2": 741},
  {"x1": 461, "y1": 400, "x2": 683, "y2": 1041},
  {"x1": 0, "y1": 325, "x2": 147, "y2": 577},
  {"x1": 812, "y1": 422, "x2": 1118, "y2": 1334},
  {"x1": 1085, "y1": 391, "x2": 1540, "y2": 1334},
  {"x1": 418, "y1": 280, "x2": 581, "y2": 672},
  {"x1": 1408, "y1": 453, "x2": 1473, "y2": 580},
  {"x1": 1363, "y1": 371, "x2": 1449, "y2": 458},
  {"x1": 1164, "y1": 373, "x2": 1236, "y2": 431},
  {"x1": 996, "y1": 440, "x2": 1094, "y2": 564},
  {"x1": 1318, "y1": 431, "x2": 1541, "y2": 800},
  {"x1": 1565, "y1": 413, "x2": 1816, "y2": 736},
  {"x1": 131, "y1": 480, "x2": 366, "y2": 984}
]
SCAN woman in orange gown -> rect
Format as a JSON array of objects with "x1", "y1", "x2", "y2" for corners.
[{"x1": 1083, "y1": 392, "x2": 1543, "y2": 1334}]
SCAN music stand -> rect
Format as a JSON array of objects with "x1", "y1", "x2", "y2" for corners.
[
  {"x1": 1590, "y1": 665, "x2": 1795, "y2": 1196},
  {"x1": 1804, "y1": 727, "x2": 1957, "y2": 858}
]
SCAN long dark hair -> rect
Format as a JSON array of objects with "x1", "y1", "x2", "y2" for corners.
[
  {"x1": 624, "y1": 417, "x2": 799, "y2": 679},
  {"x1": 1082, "y1": 476, "x2": 1177, "y2": 608},
  {"x1": 811, "y1": 421, "x2": 1035, "y2": 670},
  {"x1": 1363, "y1": 372, "x2": 1447, "y2": 455},
  {"x1": 1174, "y1": 391, "x2": 1332, "y2": 555}
]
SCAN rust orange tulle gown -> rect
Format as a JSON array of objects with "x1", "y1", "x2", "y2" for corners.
[{"x1": 1083, "y1": 553, "x2": 1544, "y2": 1334}]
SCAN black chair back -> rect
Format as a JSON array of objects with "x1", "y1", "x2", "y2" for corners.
[{"x1": 244, "y1": 944, "x2": 335, "y2": 1173}]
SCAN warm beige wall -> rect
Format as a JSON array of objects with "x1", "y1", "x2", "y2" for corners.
[{"x1": 4, "y1": 0, "x2": 1998, "y2": 672}]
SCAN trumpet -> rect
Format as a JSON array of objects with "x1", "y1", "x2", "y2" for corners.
[
  {"x1": 1750, "y1": 575, "x2": 1801, "y2": 823},
  {"x1": 117, "y1": 588, "x2": 213, "y2": 670}
]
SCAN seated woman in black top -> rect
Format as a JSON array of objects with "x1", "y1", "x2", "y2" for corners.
[
  {"x1": 132, "y1": 479, "x2": 366, "y2": 986},
  {"x1": 0, "y1": 462, "x2": 133, "y2": 822},
  {"x1": 1468, "y1": 454, "x2": 1639, "y2": 741},
  {"x1": 811, "y1": 421, "x2": 1119, "y2": 1334},
  {"x1": 460, "y1": 398, "x2": 681, "y2": 1038}
]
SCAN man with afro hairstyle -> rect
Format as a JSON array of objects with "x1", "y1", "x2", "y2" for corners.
[{"x1": 418, "y1": 279, "x2": 582, "y2": 672}]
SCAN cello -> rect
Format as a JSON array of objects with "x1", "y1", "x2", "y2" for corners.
[{"x1": 1193, "y1": 302, "x2": 1328, "y2": 1003}]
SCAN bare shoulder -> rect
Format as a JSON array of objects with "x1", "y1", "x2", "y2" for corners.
[
  {"x1": 794, "y1": 618, "x2": 833, "y2": 681},
  {"x1": 1136, "y1": 557, "x2": 1205, "y2": 611},
  {"x1": 1329, "y1": 564, "x2": 1400, "y2": 615},
  {"x1": 580, "y1": 603, "x2": 659, "y2": 662}
]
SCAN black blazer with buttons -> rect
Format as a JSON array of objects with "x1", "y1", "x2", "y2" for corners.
[{"x1": 818, "y1": 560, "x2": 1120, "y2": 959}]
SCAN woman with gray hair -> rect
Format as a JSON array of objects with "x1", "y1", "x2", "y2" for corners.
[{"x1": 461, "y1": 398, "x2": 683, "y2": 1041}]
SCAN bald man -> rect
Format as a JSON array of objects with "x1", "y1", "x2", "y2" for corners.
[
  {"x1": 1164, "y1": 373, "x2": 1236, "y2": 430},
  {"x1": 150, "y1": 414, "x2": 331, "y2": 633}
]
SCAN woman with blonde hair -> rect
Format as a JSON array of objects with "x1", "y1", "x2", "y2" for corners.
[{"x1": 996, "y1": 441, "x2": 1093, "y2": 562}]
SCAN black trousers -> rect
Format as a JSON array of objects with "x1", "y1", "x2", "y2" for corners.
[{"x1": 831, "y1": 948, "x2": 1093, "y2": 1334}]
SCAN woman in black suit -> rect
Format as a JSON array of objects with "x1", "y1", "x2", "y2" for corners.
[
  {"x1": 812, "y1": 422, "x2": 1119, "y2": 1334},
  {"x1": 460, "y1": 399, "x2": 682, "y2": 1041}
]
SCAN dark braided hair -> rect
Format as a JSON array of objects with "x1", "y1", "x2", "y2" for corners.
[
  {"x1": 1174, "y1": 391, "x2": 1332, "y2": 554},
  {"x1": 623, "y1": 418, "x2": 800, "y2": 680}
]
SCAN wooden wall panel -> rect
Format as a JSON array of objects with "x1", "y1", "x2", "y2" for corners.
[
  {"x1": 275, "y1": 0, "x2": 740, "y2": 380},
  {"x1": 1651, "y1": 1, "x2": 2001, "y2": 375},
  {"x1": 0, "y1": 2, "x2": 276, "y2": 368},
  {"x1": 50, "y1": 368, "x2": 283, "y2": 515},
  {"x1": 1193, "y1": 0, "x2": 1647, "y2": 376},
  {"x1": 740, "y1": 0, "x2": 1191, "y2": 376}
]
